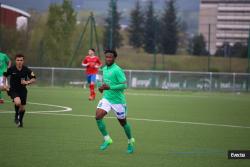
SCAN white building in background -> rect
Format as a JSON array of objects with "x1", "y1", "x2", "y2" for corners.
[
  {"x1": 199, "y1": 0, "x2": 250, "y2": 55},
  {"x1": 16, "y1": 16, "x2": 28, "y2": 30}
]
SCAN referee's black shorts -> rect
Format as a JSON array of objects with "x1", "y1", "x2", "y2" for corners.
[{"x1": 8, "y1": 89, "x2": 27, "y2": 105}]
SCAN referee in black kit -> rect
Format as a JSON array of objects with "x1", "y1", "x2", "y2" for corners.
[{"x1": 2, "y1": 54, "x2": 36, "y2": 128}]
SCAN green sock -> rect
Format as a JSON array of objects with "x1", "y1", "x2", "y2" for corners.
[
  {"x1": 96, "y1": 119, "x2": 108, "y2": 137},
  {"x1": 123, "y1": 123, "x2": 132, "y2": 139}
]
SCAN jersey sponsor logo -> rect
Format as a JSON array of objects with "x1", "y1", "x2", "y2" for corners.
[{"x1": 116, "y1": 112, "x2": 124, "y2": 115}]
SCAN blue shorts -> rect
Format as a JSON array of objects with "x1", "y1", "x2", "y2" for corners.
[{"x1": 87, "y1": 74, "x2": 96, "y2": 84}]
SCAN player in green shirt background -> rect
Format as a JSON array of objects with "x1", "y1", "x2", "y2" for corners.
[
  {"x1": 96, "y1": 49, "x2": 135, "y2": 154},
  {"x1": 0, "y1": 51, "x2": 11, "y2": 103}
]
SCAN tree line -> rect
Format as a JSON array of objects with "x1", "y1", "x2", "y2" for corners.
[
  {"x1": 0, "y1": 0, "x2": 247, "y2": 68},
  {"x1": 110, "y1": 0, "x2": 248, "y2": 57},
  {"x1": 108, "y1": 0, "x2": 179, "y2": 55}
]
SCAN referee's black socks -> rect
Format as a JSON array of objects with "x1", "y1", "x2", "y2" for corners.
[
  {"x1": 14, "y1": 105, "x2": 19, "y2": 123},
  {"x1": 19, "y1": 110, "x2": 25, "y2": 126}
]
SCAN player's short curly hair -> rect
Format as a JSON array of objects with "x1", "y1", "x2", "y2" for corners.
[{"x1": 104, "y1": 49, "x2": 117, "y2": 57}]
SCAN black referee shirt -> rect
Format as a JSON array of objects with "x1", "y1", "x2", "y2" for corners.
[{"x1": 3, "y1": 65, "x2": 36, "y2": 91}]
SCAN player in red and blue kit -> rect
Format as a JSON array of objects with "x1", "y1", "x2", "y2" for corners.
[{"x1": 82, "y1": 48, "x2": 102, "y2": 100}]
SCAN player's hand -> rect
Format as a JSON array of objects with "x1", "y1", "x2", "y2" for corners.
[
  {"x1": 98, "y1": 86, "x2": 104, "y2": 93},
  {"x1": 94, "y1": 65, "x2": 99, "y2": 69},
  {"x1": 2, "y1": 85, "x2": 9, "y2": 91},
  {"x1": 102, "y1": 84, "x2": 110, "y2": 90},
  {"x1": 89, "y1": 62, "x2": 95, "y2": 68},
  {"x1": 21, "y1": 80, "x2": 29, "y2": 85},
  {"x1": 98, "y1": 84, "x2": 110, "y2": 93},
  {"x1": 82, "y1": 63, "x2": 89, "y2": 67}
]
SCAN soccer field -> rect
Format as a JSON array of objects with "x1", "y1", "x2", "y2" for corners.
[{"x1": 0, "y1": 87, "x2": 250, "y2": 167}]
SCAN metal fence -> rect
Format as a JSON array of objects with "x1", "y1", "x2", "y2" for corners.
[{"x1": 30, "y1": 67, "x2": 250, "y2": 92}]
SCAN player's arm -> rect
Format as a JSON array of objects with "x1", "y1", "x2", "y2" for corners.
[
  {"x1": 2, "y1": 78, "x2": 9, "y2": 91},
  {"x1": 22, "y1": 69, "x2": 36, "y2": 85},
  {"x1": 5, "y1": 54, "x2": 11, "y2": 68},
  {"x1": 1, "y1": 69, "x2": 10, "y2": 91},
  {"x1": 99, "y1": 82, "x2": 127, "y2": 92},
  {"x1": 8, "y1": 61, "x2": 11, "y2": 68},
  {"x1": 25, "y1": 78, "x2": 36, "y2": 85},
  {"x1": 7, "y1": 59, "x2": 11, "y2": 68},
  {"x1": 109, "y1": 82, "x2": 127, "y2": 90},
  {"x1": 82, "y1": 62, "x2": 89, "y2": 67},
  {"x1": 94, "y1": 57, "x2": 102, "y2": 69},
  {"x1": 110, "y1": 69, "x2": 127, "y2": 90},
  {"x1": 27, "y1": 70, "x2": 36, "y2": 85},
  {"x1": 0, "y1": 77, "x2": 9, "y2": 91},
  {"x1": 81, "y1": 58, "x2": 89, "y2": 67}
]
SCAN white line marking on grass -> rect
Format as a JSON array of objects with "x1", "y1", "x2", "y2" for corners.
[
  {"x1": 0, "y1": 101, "x2": 72, "y2": 113},
  {"x1": 30, "y1": 112, "x2": 250, "y2": 130},
  {"x1": 1, "y1": 99, "x2": 249, "y2": 130},
  {"x1": 27, "y1": 102, "x2": 72, "y2": 113}
]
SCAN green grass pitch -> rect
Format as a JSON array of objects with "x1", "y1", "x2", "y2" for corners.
[{"x1": 0, "y1": 87, "x2": 250, "y2": 167}]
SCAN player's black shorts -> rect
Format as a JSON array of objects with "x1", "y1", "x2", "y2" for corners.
[{"x1": 8, "y1": 89, "x2": 27, "y2": 105}]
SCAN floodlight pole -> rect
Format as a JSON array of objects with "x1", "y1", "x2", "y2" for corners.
[
  {"x1": 207, "y1": 24, "x2": 211, "y2": 72},
  {"x1": 92, "y1": 13, "x2": 101, "y2": 57},
  {"x1": 67, "y1": 16, "x2": 90, "y2": 67},
  {"x1": 90, "y1": 12, "x2": 94, "y2": 49},
  {"x1": 153, "y1": 21, "x2": 157, "y2": 70},
  {"x1": 153, "y1": 49, "x2": 156, "y2": 70},
  {"x1": 68, "y1": 12, "x2": 101, "y2": 67}
]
